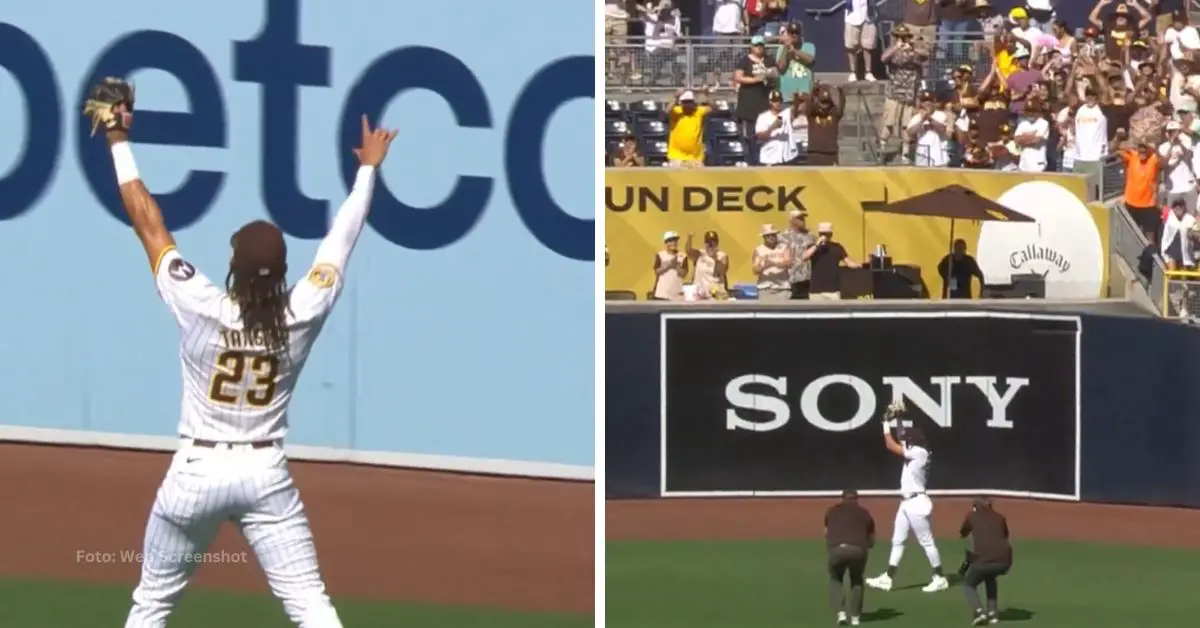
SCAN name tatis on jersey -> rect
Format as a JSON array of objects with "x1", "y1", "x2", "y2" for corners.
[{"x1": 220, "y1": 328, "x2": 287, "y2": 352}]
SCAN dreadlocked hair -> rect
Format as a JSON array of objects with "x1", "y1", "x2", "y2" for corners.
[{"x1": 226, "y1": 269, "x2": 290, "y2": 353}]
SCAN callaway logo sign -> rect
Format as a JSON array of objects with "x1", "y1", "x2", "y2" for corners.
[
  {"x1": 724, "y1": 374, "x2": 1030, "y2": 432},
  {"x1": 661, "y1": 312, "x2": 1081, "y2": 499}
]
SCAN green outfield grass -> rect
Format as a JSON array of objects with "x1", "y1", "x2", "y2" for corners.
[
  {"x1": 608, "y1": 539, "x2": 1200, "y2": 627},
  {"x1": 0, "y1": 579, "x2": 591, "y2": 627}
]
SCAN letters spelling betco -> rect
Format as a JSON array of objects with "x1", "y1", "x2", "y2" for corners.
[{"x1": 725, "y1": 374, "x2": 1030, "y2": 433}]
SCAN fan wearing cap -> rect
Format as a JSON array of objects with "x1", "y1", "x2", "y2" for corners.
[
  {"x1": 1160, "y1": 120, "x2": 1196, "y2": 212},
  {"x1": 777, "y1": 22, "x2": 818, "y2": 100},
  {"x1": 781, "y1": 209, "x2": 817, "y2": 299},
  {"x1": 801, "y1": 222, "x2": 861, "y2": 300},
  {"x1": 806, "y1": 82, "x2": 847, "y2": 166},
  {"x1": 906, "y1": 90, "x2": 952, "y2": 167},
  {"x1": 667, "y1": 87, "x2": 713, "y2": 167},
  {"x1": 1005, "y1": 44, "x2": 1042, "y2": 115},
  {"x1": 1089, "y1": 0, "x2": 1151, "y2": 63},
  {"x1": 880, "y1": 24, "x2": 928, "y2": 160},
  {"x1": 1007, "y1": 7, "x2": 1037, "y2": 45},
  {"x1": 755, "y1": 89, "x2": 801, "y2": 165},
  {"x1": 652, "y1": 231, "x2": 689, "y2": 301},
  {"x1": 1013, "y1": 97, "x2": 1051, "y2": 171},
  {"x1": 97, "y1": 109, "x2": 395, "y2": 627},
  {"x1": 752, "y1": 224, "x2": 793, "y2": 301},
  {"x1": 685, "y1": 231, "x2": 730, "y2": 299},
  {"x1": 734, "y1": 35, "x2": 777, "y2": 160}
]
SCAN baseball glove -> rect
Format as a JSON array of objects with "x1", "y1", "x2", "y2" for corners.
[
  {"x1": 82, "y1": 77, "x2": 135, "y2": 137},
  {"x1": 883, "y1": 399, "x2": 906, "y2": 421}
]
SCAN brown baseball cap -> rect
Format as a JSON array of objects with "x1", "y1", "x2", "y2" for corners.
[{"x1": 230, "y1": 220, "x2": 288, "y2": 277}]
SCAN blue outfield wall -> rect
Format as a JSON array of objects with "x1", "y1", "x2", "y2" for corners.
[
  {"x1": 0, "y1": 0, "x2": 593, "y2": 469},
  {"x1": 606, "y1": 308, "x2": 1200, "y2": 507}
]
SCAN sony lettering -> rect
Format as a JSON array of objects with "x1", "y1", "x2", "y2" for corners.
[{"x1": 724, "y1": 374, "x2": 1030, "y2": 433}]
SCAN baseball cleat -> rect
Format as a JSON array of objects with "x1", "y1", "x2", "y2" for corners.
[
  {"x1": 866, "y1": 573, "x2": 893, "y2": 591},
  {"x1": 972, "y1": 611, "x2": 989, "y2": 625},
  {"x1": 837, "y1": 611, "x2": 848, "y2": 625},
  {"x1": 922, "y1": 575, "x2": 949, "y2": 592},
  {"x1": 988, "y1": 611, "x2": 999, "y2": 624},
  {"x1": 849, "y1": 617, "x2": 860, "y2": 626}
]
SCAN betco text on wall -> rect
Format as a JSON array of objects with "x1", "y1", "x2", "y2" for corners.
[
  {"x1": 1, "y1": 0, "x2": 592, "y2": 260},
  {"x1": 725, "y1": 374, "x2": 1030, "y2": 432}
]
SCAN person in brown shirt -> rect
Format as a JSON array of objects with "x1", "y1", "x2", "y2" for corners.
[
  {"x1": 1088, "y1": 0, "x2": 1151, "y2": 63},
  {"x1": 824, "y1": 489, "x2": 875, "y2": 626},
  {"x1": 958, "y1": 497, "x2": 1012, "y2": 625},
  {"x1": 805, "y1": 83, "x2": 845, "y2": 166},
  {"x1": 902, "y1": 0, "x2": 939, "y2": 45}
]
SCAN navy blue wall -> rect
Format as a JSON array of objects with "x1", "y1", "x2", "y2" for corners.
[{"x1": 607, "y1": 309, "x2": 1200, "y2": 506}]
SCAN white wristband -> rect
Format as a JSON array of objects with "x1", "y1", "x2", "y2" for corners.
[
  {"x1": 883, "y1": 421, "x2": 892, "y2": 434},
  {"x1": 110, "y1": 142, "x2": 140, "y2": 185}
]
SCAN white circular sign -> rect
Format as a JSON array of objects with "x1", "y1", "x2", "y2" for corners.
[{"x1": 976, "y1": 181, "x2": 1103, "y2": 299}]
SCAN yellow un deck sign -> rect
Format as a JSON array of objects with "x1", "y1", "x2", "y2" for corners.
[{"x1": 605, "y1": 168, "x2": 1108, "y2": 300}]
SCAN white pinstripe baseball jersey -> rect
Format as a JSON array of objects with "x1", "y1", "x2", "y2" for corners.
[{"x1": 154, "y1": 248, "x2": 342, "y2": 442}]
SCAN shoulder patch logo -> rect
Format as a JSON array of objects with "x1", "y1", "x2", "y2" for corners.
[
  {"x1": 168, "y1": 258, "x2": 196, "y2": 281},
  {"x1": 307, "y1": 264, "x2": 337, "y2": 289}
]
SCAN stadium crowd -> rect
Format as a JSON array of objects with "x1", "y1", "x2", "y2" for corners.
[{"x1": 607, "y1": 0, "x2": 1200, "y2": 299}]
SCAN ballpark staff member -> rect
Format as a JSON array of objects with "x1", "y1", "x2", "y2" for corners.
[
  {"x1": 958, "y1": 497, "x2": 1013, "y2": 625},
  {"x1": 824, "y1": 489, "x2": 876, "y2": 626}
]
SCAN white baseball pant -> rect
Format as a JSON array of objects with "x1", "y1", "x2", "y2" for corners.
[
  {"x1": 124, "y1": 442, "x2": 342, "y2": 628},
  {"x1": 887, "y1": 494, "x2": 943, "y2": 569}
]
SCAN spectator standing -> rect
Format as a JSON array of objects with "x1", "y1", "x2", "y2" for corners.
[
  {"x1": 1120, "y1": 142, "x2": 1164, "y2": 242},
  {"x1": 791, "y1": 93, "x2": 811, "y2": 152},
  {"x1": 1006, "y1": 45, "x2": 1041, "y2": 115},
  {"x1": 844, "y1": 0, "x2": 881, "y2": 82},
  {"x1": 612, "y1": 133, "x2": 647, "y2": 167},
  {"x1": 686, "y1": 231, "x2": 730, "y2": 299},
  {"x1": 605, "y1": 0, "x2": 635, "y2": 84},
  {"x1": 713, "y1": 0, "x2": 749, "y2": 41},
  {"x1": 908, "y1": 90, "x2": 953, "y2": 166},
  {"x1": 1014, "y1": 99, "x2": 1051, "y2": 172},
  {"x1": 1148, "y1": 0, "x2": 1186, "y2": 36},
  {"x1": 1160, "y1": 120, "x2": 1196, "y2": 210},
  {"x1": 756, "y1": 90, "x2": 801, "y2": 165},
  {"x1": 880, "y1": 25, "x2": 928, "y2": 160},
  {"x1": 753, "y1": 225, "x2": 793, "y2": 301},
  {"x1": 777, "y1": 22, "x2": 818, "y2": 100},
  {"x1": 1070, "y1": 88, "x2": 1109, "y2": 177},
  {"x1": 975, "y1": 1, "x2": 1006, "y2": 56},
  {"x1": 667, "y1": 89, "x2": 713, "y2": 167},
  {"x1": 806, "y1": 83, "x2": 847, "y2": 165},
  {"x1": 1090, "y1": 0, "x2": 1152, "y2": 63},
  {"x1": 937, "y1": 239, "x2": 984, "y2": 299},
  {"x1": 782, "y1": 209, "x2": 816, "y2": 299},
  {"x1": 938, "y1": 0, "x2": 978, "y2": 65},
  {"x1": 734, "y1": 36, "x2": 775, "y2": 163},
  {"x1": 824, "y1": 490, "x2": 875, "y2": 627},
  {"x1": 652, "y1": 231, "x2": 688, "y2": 300},
  {"x1": 901, "y1": 0, "x2": 939, "y2": 49},
  {"x1": 803, "y1": 222, "x2": 861, "y2": 300}
]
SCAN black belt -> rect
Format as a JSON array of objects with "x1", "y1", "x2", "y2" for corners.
[
  {"x1": 902, "y1": 492, "x2": 927, "y2": 500},
  {"x1": 187, "y1": 438, "x2": 279, "y2": 449}
]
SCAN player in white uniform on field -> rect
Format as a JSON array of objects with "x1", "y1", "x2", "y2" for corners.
[
  {"x1": 86, "y1": 82, "x2": 397, "y2": 627},
  {"x1": 866, "y1": 400, "x2": 950, "y2": 593}
]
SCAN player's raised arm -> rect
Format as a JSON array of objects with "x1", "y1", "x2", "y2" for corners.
[
  {"x1": 83, "y1": 78, "x2": 176, "y2": 274},
  {"x1": 310, "y1": 115, "x2": 397, "y2": 278}
]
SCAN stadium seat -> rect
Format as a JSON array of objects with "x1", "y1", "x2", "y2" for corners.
[
  {"x1": 636, "y1": 118, "x2": 669, "y2": 139},
  {"x1": 627, "y1": 99, "x2": 666, "y2": 121},
  {"x1": 709, "y1": 99, "x2": 734, "y2": 118},
  {"x1": 706, "y1": 117, "x2": 739, "y2": 139},
  {"x1": 605, "y1": 119, "x2": 632, "y2": 138},
  {"x1": 713, "y1": 139, "x2": 748, "y2": 166},
  {"x1": 641, "y1": 139, "x2": 669, "y2": 166},
  {"x1": 604, "y1": 100, "x2": 625, "y2": 119}
]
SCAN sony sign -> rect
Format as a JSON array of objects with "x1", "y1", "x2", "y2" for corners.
[{"x1": 724, "y1": 374, "x2": 1030, "y2": 433}]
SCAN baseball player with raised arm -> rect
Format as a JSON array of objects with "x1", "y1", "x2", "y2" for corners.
[
  {"x1": 83, "y1": 78, "x2": 397, "y2": 628},
  {"x1": 866, "y1": 400, "x2": 950, "y2": 593}
]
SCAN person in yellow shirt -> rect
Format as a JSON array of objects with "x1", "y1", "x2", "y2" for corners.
[{"x1": 667, "y1": 88, "x2": 712, "y2": 167}]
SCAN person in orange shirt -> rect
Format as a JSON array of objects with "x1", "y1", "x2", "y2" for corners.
[
  {"x1": 667, "y1": 88, "x2": 712, "y2": 167},
  {"x1": 1121, "y1": 141, "x2": 1163, "y2": 243}
]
